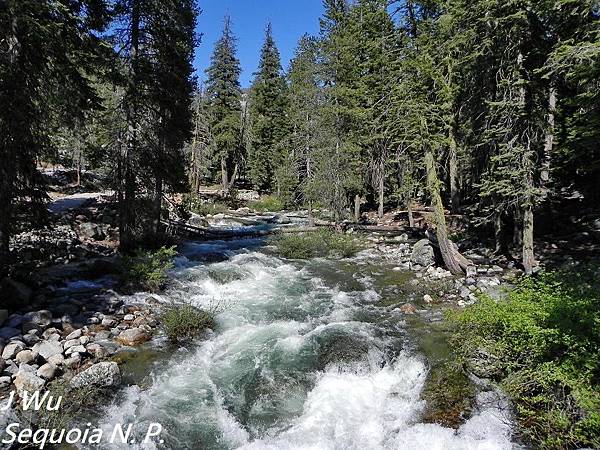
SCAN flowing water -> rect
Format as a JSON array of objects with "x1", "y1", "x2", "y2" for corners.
[{"x1": 94, "y1": 234, "x2": 516, "y2": 450}]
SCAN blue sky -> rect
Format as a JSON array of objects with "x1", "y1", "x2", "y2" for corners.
[{"x1": 194, "y1": 0, "x2": 325, "y2": 88}]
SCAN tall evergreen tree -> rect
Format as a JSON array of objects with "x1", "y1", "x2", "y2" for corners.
[
  {"x1": 248, "y1": 23, "x2": 289, "y2": 193},
  {"x1": 205, "y1": 16, "x2": 244, "y2": 194},
  {"x1": 0, "y1": 0, "x2": 110, "y2": 272}
]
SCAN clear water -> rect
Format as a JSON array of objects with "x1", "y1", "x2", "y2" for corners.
[{"x1": 96, "y1": 237, "x2": 515, "y2": 450}]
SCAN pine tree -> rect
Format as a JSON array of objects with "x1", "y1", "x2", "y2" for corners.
[
  {"x1": 205, "y1": 16, "x2": 244, "y2": 194},
  {"x1": 248, "y1": 23, "x2": 290, "y2": 193},
  {"x1": 147, "y1": 0, "x2": 198, "y2": 232},
  {"x1": 0, "y1": 0, "x2": 110, "y2": 272}
]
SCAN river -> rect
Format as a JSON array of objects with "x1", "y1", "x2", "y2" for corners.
[{"x1": 92, "y1": 232, "x2": 516, "y2": 450}]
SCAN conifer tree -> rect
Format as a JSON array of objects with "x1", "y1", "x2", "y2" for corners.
[
  {"x1": 0, "y1": 0, "x2": 110, "y2": 272},
  {"x1": 205, "y1": 16, "x2": 244, "y2": 194},
  {"x1": 248, "y1": 23, "x2": 290, "y2": 193}
]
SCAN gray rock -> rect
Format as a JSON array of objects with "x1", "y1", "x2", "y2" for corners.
[
  {"x1": 0, "y1": 375, "x2": 11, "y2": 389},
  {"x1": 0, "y1": 357, "x2": 5, "y2": 372},
  {"x1": 188, "y1": 213, "x2": 209, "y2": 228},
  {"x1": 33, "y1": 340, "x2": 63, "y2": 361},
  {"x1": 36, "y1": 363, "x2": 57, "y2": 380},
  {"x1": 22, "y1": 333, "x2": 41, "y2": 346},
  {"x1": 22, "y1": 310, "x2": 53, "y2": 329},
  {"x1": 65, "y1": 329, "x2": 82, "y2": 340},
  {"x1": 63, "y1": 354, "x2": 81, "y2": 369},
  {"x1": 86, "y1": 343, "x2": 109, "y2": 359},
  {"x1": 122, "y1": 314, "x2": 134, "y2": 321},
  {"x1": 79, "y1": 222, "x2": 105, "y2": 241},
  {"x1": 70, "y1": 362, "x2": 121, "y2": 388},
  {"x1": 64, "y1": 338, "x2": 80, "y2": 350},
  {"x1": 48, "y1": 353, "x2": 65, "y2": 366},
  {"x1": 15, "y1": 350, "x2": 36, "y2": 365},
  {"x1": 410, "y1": 239, "x2": 435, "y2": 267},
  {"x1": 65, "y1": 345, "x2": 86, "y2": 356},
  {"x1": 14, "y1": 367, "x2": 45, "y2": 393},
  {"x1": 2, "y1": 342, "x2": 24, "y2": 359}
]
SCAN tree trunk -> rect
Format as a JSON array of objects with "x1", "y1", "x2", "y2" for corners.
[
  {"x1": 378, "y1": 175, "x2": 384, "y2": 219},
  {"x1": 221, "y1": 157, "x2": 229, "y2": 194},
  {"x1": 75, "y1": 147, "x2": 82, "y2": 187},
  {"x1": 540, "y1": 87, "x2": 556, "y2": 191},
  {"x1": 228, "y1": 163, "x2": 238, "y2": 191},
  {"x1": 493, "y1": 212, "x2": 507, "y2": 255},
  {"x1": 406, "y1": 196, "x2": 415, "y2": 228},
  {"x1": 308, "y1": 201, "x2": 315, "y2": 227},
  {"x1": 425, "y1": 150, "x2": 463, "y2": 275},
  {"x1": 354, "y1": 194, "x2": 361, "y2": 223},
  {"x1": 448, "y1": 127, "x2": 459, "y2": 211},
  {"x1": 522, "y1": 203, "x2": 535, "y2": 274},
  {"x1": 153, "y1": 175, "x2": 162, "y2": 235}
]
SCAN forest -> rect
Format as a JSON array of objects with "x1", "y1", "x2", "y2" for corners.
[{"x1": 0, "y1": 1, "x2": 599, "y2": 449}]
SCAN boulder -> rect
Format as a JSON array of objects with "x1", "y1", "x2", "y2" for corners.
[
  {"x1": 48, "y1": 354, "x2": 65, "y2": 366},
  {"x1": 0, "y1": 376, "x2": 10, "y2": 389},
  {"x1": 33, "y1": 341, "x2": 63, "y2": 361},
  {"x1": 2, "y1": 342, "x2": 24, "y2": 359},
  {"x1": 78, "y1": 222, "x2": 105, "y2": 241},
  {"x1": 65, "y1": 345, "x2": 86, "y2": 356},
  {"x1": 410, "y1": 239, "x2": 435, "y2": 267},
  {"x1": 15, "y1": 350, "x2": 36, "y2": 365},
  {"x1": 65, "y1": 329, "x2": 82, "y2": 340},
  {"x1": 70, "y1": 362, "x2": 121, "y2": 388},
  {"x1": 64, "y1": 339, "x2": 80, "y2": 350},
  {"x1": 64, "y1": 354, "x2": 81, "y2": 369},
  {"x1": 22, "y1": 310, "x2": 53, "y2": 329},
  {"x1": 116, "y1": 328, "x2": 151, "y2": 346},
  {"x1": 188, "y1": 213, "x2": 209, "y2": 228},
  {"x1": 86, "y1": 343, "x2": 109, "y2": 359},
  {"x1": 14, "y1": 367, "x2": 45, "y2": 393},
  {"x1": 36, "y1": 363, "x2": 57, "y2": 380}
]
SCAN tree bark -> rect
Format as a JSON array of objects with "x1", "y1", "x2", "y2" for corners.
[
  {"x1": 153, "y1": 175, "x2": 162, "y2": 235},
  {"x1": 541, "y1": 87, "x2": 556, "y2": 191},
  {"x1": 425, "y1": 150, "x2": 463, "y2": 275},
  {"x1": 448, "y1": 127, "x2": 459, "y2": 211},
  {"x1": 406, "y1": 196, "x2": 415, "y2": 228},
  {"x1": 378, "y1": 175, "x2": 384, "y2": 219},
  {"x1": 354, "y1": 194, "x2": 361, "y2": 223},
  {"x1": 308, "y1": 201, "x2": 315, "y2": 227},
  {"x1": 494, "y1": 212, "x2": 507, "y2": 255},
  {"x1": 221, "y1": 157, "x2": 229, "y2": 194},
  {"x1": 522, "y1": 203, "x2": 536, "y2": 274}
]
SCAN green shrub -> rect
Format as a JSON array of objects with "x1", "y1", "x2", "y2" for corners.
[
  {"x1": 250, "y1": 195, "x2": 285, "y2": 212},
  {"x1": 122, "y1": 246, "x2": 177, "y2": 292},
  {"x1": 182, "y1": 194, "x2": 230, "y2": 216},
  {"x1": 161, "y1": 303, "x2": 214, "y2": 342},
  {"x1": 449, "y1": 266, "x2": 600, "y2": 449},
  {"x1": 272, "y1": 229, "x2": 363, "y2": 259}
]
